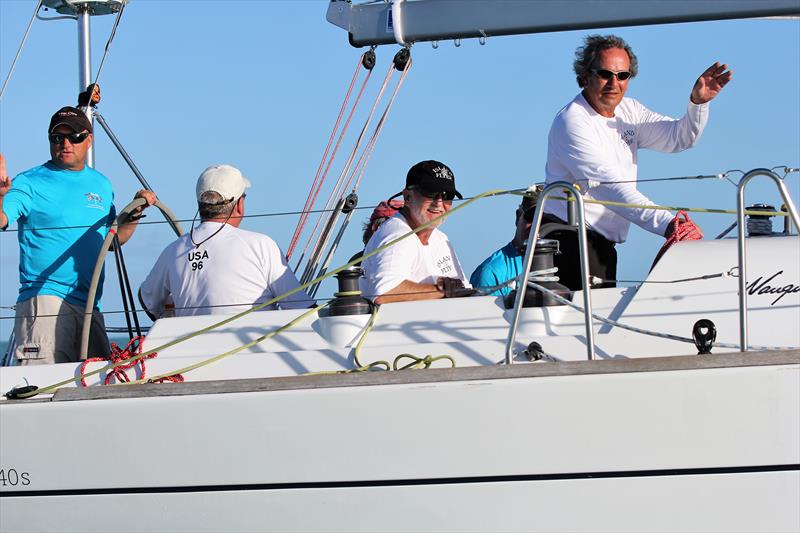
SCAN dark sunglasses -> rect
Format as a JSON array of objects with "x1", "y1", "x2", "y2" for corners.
[
  {"x1": 410, "y1": 187, "x2": 455, "y2": 202},
  {"x1": 48, "y1": 132, "x2": 90, "y2": 145},
  {"x1": 591, "y1": 68, "x2": 632, "y2": 81}
]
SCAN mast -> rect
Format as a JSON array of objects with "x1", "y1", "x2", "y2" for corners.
[
  {"x1": 42, "y1": 0, "x2": 124, "y2": 167},
  {"x1": 327, "y1": 0, "x2": 800, "y2": 47}
]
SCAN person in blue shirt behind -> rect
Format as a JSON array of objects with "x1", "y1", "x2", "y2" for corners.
[
  {"x1": 0, "y1": 106, "x2": 155, "y2": 365},
  {"x1": 470, "y1": 194, "x2": 536, "y2": 297}
]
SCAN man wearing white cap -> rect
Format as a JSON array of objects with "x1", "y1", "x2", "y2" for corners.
[{"x1": 139, "y1": 164, "x2": 312, "y2": 318}]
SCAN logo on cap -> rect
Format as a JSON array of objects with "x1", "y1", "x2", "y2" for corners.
[{"x1": 433, "y1": 166, "x2": 454, "y2": 181}]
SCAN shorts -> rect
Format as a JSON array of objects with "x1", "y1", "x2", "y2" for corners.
[{"x1": 14, "y1": 295, "x2": 111, "y2": 365}]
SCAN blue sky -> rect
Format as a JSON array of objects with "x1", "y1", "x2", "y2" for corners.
[{"x1": 1, "y1": 1, "x2": 798, "y2": 340}]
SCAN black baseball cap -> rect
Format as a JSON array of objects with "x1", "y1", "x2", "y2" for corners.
[
  {"x1": 396, "y1": 159, "x2": 462, "y2": 199},
  {"x1": 49, "y1": 106, "x2": 93, "y2": 134}
]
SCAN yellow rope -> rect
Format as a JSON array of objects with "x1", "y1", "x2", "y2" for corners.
[
  {"x1": 304, "y1": 292, "x2": 457, "y2": 375},
  {"x1": 15, "y1": 190, "x2": 502, "y2": 398},
  {"x1": 130, "y1": 302, "x2": 329, "y2": 384},
  {"x1": 584, "y1": 199, "x2": 791, "y2": 217},
  {"x1": 393, "y1": 353, "x2": 456, "y2": 370},
  {"x1": 526, "y1": 191, "x2": 793, "y2": 217},
  {"x1": 15, "y1": 183, "x2": 793, "y2": 399},
  {"x1": 304, "y1": 303, "x2": 390, "y2": 375}
]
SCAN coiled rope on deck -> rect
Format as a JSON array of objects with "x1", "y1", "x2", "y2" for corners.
[{"x1": 79, "y1": 336, "x2": 183, "y2": 386}]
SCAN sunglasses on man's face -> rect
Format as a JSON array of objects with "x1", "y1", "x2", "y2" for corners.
[
  {"x1": 591, "y1": 68, "x2": 632, "y2": 81},
  {"x1": 411, "y1": 187, "x2": 455, "y2": 202},
  {"x1": 48, "y1": 132, "x2": 90, "y2": 145}
]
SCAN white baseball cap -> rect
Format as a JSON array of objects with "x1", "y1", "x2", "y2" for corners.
[{"x1": 196, "y1": 164, "x2": 251, "y2": 203}]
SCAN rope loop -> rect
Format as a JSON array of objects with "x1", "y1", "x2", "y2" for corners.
[
  {"x1": 651, "y1": 210, "x2": 704, "y2": 269},
  {"x1": 393, "y1": 353, "x2": 456, "y2": 371},
  {"x1": 79, "y1": 336, "x2": 183, "y2": 386}
]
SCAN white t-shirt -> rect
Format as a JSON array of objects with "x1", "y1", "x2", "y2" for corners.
[
  {"x1": 359, "y1": 213, "x2": 468, "y2": 300},
  {"x1": 545, "y1": 93, "x2": 709, "y2": 243},
  {"x1": 140, "y1": 222, "x2": 312, "y2": 317}
]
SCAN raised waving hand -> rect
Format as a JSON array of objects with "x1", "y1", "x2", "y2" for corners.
[{"x1": 691, "y1": 62, "x2": 733, "y2": 105}]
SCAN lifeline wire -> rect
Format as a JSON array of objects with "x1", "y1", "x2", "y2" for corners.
[
  {"x1": 0, "y1": 0, "x2": 44, "y2": 102},
  {"x1": 0, "y1": 201, "x2": 419, "y2": 234},
  {"x1": 0, "y1": 268, "x2": 749, "y2": 321},
  {"x1": 0, "y1": 190, "x2": 795, "y2": 314},
  {"x1": 1, "y1": 169, "x2": 794, "y2": 235}
]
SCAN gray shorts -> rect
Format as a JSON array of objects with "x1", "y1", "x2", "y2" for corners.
[{"x1": 14, "y1": 295, "x2": 111, "y2": 365}]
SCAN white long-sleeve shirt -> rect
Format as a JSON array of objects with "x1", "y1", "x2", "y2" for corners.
[{"x1": 544, "y1": 93, "x2": 709, "y2": 243}]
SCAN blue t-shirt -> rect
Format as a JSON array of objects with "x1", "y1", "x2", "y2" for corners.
[
  {"x1": 470, "y1": 242, "x2": 523, "y2": 297},
  {"x1": 2, "y1": 162, "x2": 115, "y2": 307}
]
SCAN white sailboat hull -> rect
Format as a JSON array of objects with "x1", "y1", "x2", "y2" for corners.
[{"x1": 2, "y1": 352, "x2": 798, "y2": 532}]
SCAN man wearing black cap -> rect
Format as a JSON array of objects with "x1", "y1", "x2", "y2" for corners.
[
  {"x1": 0, "y1": 106, "x2": 155, "y2": 365},
  {"x1": 360, "y1": 160, "x2": 470, "y2": 304}
]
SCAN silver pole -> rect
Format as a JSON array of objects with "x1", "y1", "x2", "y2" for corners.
[
  {"x1": 308, "y1": 194, "x2": 359, "y2": 298},
  {"x1": 567, "y1": 195, "x2": 577, "y2": 226},
  {"x1": 93, "y1": 112, "x2": 183, "y2": 237},
  {"x1": 505, "y1": 182, "x2": 595, "y2": 363},
  {"x1": 93, "y1": 113, "x2": 154, "y2": 191},
  {"x1": 736, "y1": 168, "x2": 800, "y2": 352},
  {"x1": 77, "y1": 6, "x2": 94, "y2": 167}
]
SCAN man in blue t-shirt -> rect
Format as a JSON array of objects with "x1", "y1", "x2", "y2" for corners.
[
  {"x1": 0, "y1": 106, "x2": 155, "y2": 365},
  {"x1": 470, "y1": 195, "x2": 536, "y2": 297}
]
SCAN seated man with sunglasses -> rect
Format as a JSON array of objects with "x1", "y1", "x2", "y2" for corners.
[
  {"x1": 544, "y1": 34, "x2": 731, "y2": 290},
  {"x1": 0, "y1": 106, "x2": 155, "y2": 365},
  {"x1": 139, "y1": 164, "x2": 313, "y2": 318},
  {"x1": 360, "y1": 160, "x2": 471, "y2": 304},
  {"x1": 470, "y1": 195, "x2": 536, "y2": 297}
]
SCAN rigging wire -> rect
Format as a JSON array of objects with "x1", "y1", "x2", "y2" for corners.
[
  {"x1": 299, "y1": 52, "x2": 414, "y2": 287},
  {"x1": 91, "y1": 0, "x2": 127, "y2": 89},
  {"x1": 286, "y1": 51, "x2": 375, "y2": 259},
  {"x1": 293, "y1": 61, "x2": 397, "y2": 271},
  {"x1": 349, "y1": 55, "x2": 412, "y2": 192},
  {"x1": 0, "y1": 0, "x2": 44, "y2": 102},
  {"x1": 295, "y1": 49, "x2": 413, "y2": 279}
]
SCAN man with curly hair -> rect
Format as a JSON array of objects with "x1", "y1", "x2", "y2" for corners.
[{"x1": 544, "y1": 34, "x2": 731, "y2": 290}]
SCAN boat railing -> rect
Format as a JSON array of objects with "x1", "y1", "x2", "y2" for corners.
[
  {"x1": 736, "y1": 168, "x2": 800, "y2": 351},
  {"x1": 505, "y1": 182, "x2": 596, "y2": 363}
]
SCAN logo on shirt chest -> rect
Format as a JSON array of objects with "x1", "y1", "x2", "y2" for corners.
[
  {"x1": 620, "y1": 129, "x2": 635, "y2": 147},
  {"x1": 84, "y1": 192, "x2": 104, "y2": 210},
  {"x1": 437, "y1": 254, "x2": 453, "y2": 275}
]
